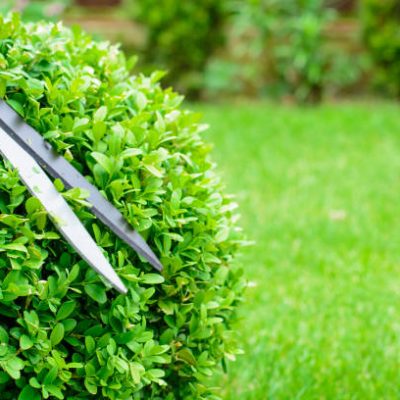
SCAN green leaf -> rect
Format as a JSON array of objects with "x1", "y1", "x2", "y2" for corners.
[
  {"x1": 3, "y1": 356, "x2": 24, "y2": 379},
  {"x1": 44, "y1": 384, "x2": 64, "y2": 399},
  {"x1": 121, "y1": 148, "x2": 143, "y2": 159},
  {"x1": 141, "y1": 274, "x2": 165, "y2": 285},
  {"x1": 50, "y1": 323, "x2": 65, "y2": 346},
  {"x1": 175, "y1": 348, "x2": 197, "y2": 365},
  {"x1": 25, "y1": 197, "x2": 42, "y2": 214},
  {"x1": 24, "y1": 311, "x2": 39, "y2": 335},
  {"x1": 91, "y1": 152, "x2": 114, "y2": 174},
  {"x1": 18, "y1": 385, "x2": 40, "y2": 400},
  {"x1": 0, "y1": 243, "x2": 27, "y2": 253},
  {"x1": 93, "y1": 106, "x2": 107, "y2": 122},
  {"x1": 43, "y1": 366, "x2": 58, "y2": 385},
  {"x1": 53, "y1": 178, "x2": 65, "y2": 192},
  {"x1": 84, "y1": 376, "x2": 98, "y2": 395},
  {"x1": 7, "y1": 99, "x2": 24, "y2": 116},
  {"x1": 73, "y1": 117, "x2": 90, "y2": 133},
  {"x1": 92, "y1": 121, "x2": 106, "y2": 142},
  {"x1": 56, "y1": 301, "x2": 76, "y2": 321},
  {"x1": 85, "y1": 284, "x2": 107, "y2": 304},
  {"x1": 0, "y1": 326, "x2": 9, "y2": 344},
  {"x1": 20, "y1": 334, "x2": 34, "y2": 350},
  {"x1": 68, "y1": 264, "x2": 80, "y2": 282},
  {"x1": 85, "y1": 336, "x2": 96, "y2": 354}
]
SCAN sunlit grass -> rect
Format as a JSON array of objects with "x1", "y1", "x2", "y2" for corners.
[{"x1": 197, "y1": 101, "x2": 400, "y2": 399}]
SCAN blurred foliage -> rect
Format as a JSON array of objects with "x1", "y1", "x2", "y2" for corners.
[
  {"x1": 273, "y1": 6, "x2": 335, "y2": 103},
  {"x1": 0, "y1": 0, "x2": 370, "y2": 102},
  {"x1": 0, "y1": 0, "x2": 70, "y2": 21},
  {"x1": 363, "y1": 0, "x2": 400, "y2": 98},
  {"x1": 126, "y1": 0, "x2": 228, "y2": 99},
  {"x1": 203, "y1": 0, "x2": 363, "y2": 103}
]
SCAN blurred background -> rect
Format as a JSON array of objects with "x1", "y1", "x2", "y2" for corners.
[
  {"x1": 0, "y1": 0, "x2": 397, "y2": 103},
  {"x1": 3, "y1": 1, "x2": 400, "y2": 399}
]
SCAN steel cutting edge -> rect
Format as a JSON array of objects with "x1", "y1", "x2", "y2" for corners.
[
  {"x1": 0, "y1": 127, "x2": 128, "y2": 293},
  {"x1": 0, "y1": 100, "x2": 163, "y2": 272}
]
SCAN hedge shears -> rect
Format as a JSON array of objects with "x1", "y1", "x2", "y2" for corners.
[{"x1": 0, "y1": 100, "x2": 163, "y2": 294}]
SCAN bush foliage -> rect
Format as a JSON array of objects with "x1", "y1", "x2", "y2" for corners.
[
  {"x1": 363, "y1": 0, "x2": 400, "y2": 97},
  {"x1": 0, "y1": 14, "x2": 245, "y2": 399}
]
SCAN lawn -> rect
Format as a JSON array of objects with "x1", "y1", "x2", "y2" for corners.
[{"x1": 197, "y1": 101, "x2": 400, "y2": 399}]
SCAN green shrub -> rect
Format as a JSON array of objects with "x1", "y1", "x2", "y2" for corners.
[
  {"x1": 0, "y1": 14, "x2": 245, "y2": 400},
  {"x1": 128, "y1": 0, "x2": 227, "y2": 98},
  {"x1": 225, "y1": 0, "x2": 361, "y2": 103},
  {"x1": 272, "y1": 7, "x2": 332, "y2": 103},
  {"x1": 363, "y1": 0, "x2": 400, "y2": 97},
  {"x1": 265, "y1": 0, "x2": 337, "y2": 102}
]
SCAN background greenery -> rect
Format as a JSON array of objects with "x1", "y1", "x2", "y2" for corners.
[
  {"x1": 126, "y1": 0, "x2": 227, "y2": 98},
  {"x1": 2, "y1": 0, "x2": 398, "y2": 102}
]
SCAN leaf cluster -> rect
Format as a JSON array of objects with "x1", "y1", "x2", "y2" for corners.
[
  {"x1": 362, "y1": 0, "x2": 400, "y2": 98},
  {"x1": 0, "y1": 14, "x2": 245, "y2": 399}
]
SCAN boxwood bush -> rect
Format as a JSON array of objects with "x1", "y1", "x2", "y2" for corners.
[{"x1": 0, "y1": 14, "x2": 245, "y2": 400}]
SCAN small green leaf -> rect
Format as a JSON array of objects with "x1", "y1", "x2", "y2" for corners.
[
  {"x1": 91, "y1": 152, "x2": 113, "y2": 174},
  {"x1": 176, "y1": 348, "x2": 197, "y2": 365},
  {"x1": 53, "y1": 179, "x2": 65, "y2": 192},
  {"x1": 85, "y1": 284, "x2": 107, "y2": 304},
  {"x1": 7, "y1": 99, "x2": 24, "y2": 116},
  {"x1": 43, "y1": 366, "x2": 58, "y2": 385},
  {"x1": 68, "y1": 264, "x2": 80, "y2": 282},
  {"x1": 18, "y1": 385, "x2": 40, "y2": 400},
  {"x1": 85, "y1": 336, "x2": 96, "y2": 354},
  {"x1": 93, "y1": 121, "x2": 106, "y2": 141},
  {"x1": 84, "y1": 376, "x2": 98, "y2": 395},
  {"x1": 50, "y1": 323, "x2": 65, "y2": 346},
  {"x1": 141, "y1": 274, "x2": 165, "y2": 285},
  {"x1": 3, "y1": 356, "x2": 24, "y2": 379},
  {"x1": 44, "y1": 383, "x2": 64, "y2": 399},
  {"x1": 0, "y1": 243, "x2": 27, "y2": 253},
  {"x1": 0, "y1": 326, "x2": 9, "y2": 344},
  {"x1": 25, "y1": 197, "x2": 42, "y2": 214},
  {"x1": 93, "y1": 106, "x2": 107, "y2": 122},
  {"x1": 20, "y1": 334, "x2": 33, "y2": 350},
  {"x1": 56, "y1": 301, "x2": 76, "y2": 321}
]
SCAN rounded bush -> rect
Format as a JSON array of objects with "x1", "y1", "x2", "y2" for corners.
[{"x1": 0, "y1": 14, "x2": 244, "y2": 400}]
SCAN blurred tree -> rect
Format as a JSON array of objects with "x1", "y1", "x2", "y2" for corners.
[
  {"x1": 128, "y1": 0, "x2": 228, "y2": 98},
  {"x1": 363, "y1": 0, "x2": 400, "y2": 98}
]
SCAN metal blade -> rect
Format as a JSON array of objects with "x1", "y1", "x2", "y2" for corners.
[
  {"x1": 0, "y1": 100, "x2": 162, "y2": 271},
  {"x1": 0, "y1": 126, "x2": 128, "y2": 294}
]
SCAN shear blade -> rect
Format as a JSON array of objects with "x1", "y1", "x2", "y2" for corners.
[
  {"x1": 0, "y1": 100, "x2": 163, "y2": 272},
  {"x1": 0, "y1": 127, "x2": 128, "y2": 294}
]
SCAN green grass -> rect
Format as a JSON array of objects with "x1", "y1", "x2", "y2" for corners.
[{"x1": 197, "y1": 101, "x2": 400, "y2": 399}]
